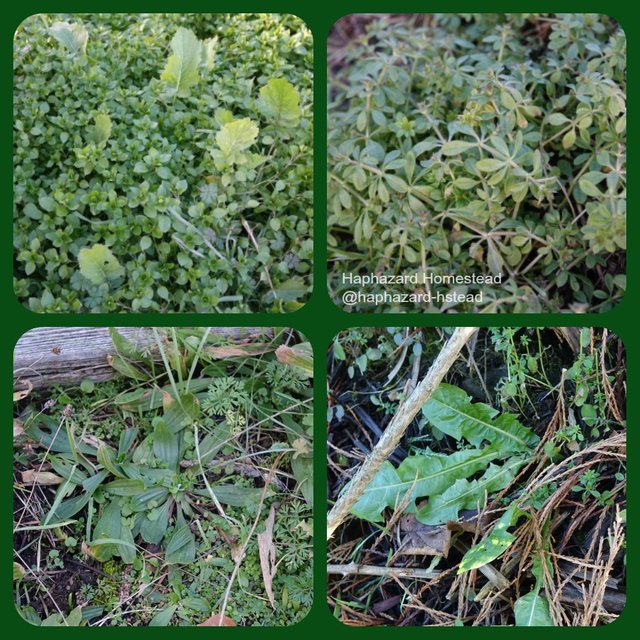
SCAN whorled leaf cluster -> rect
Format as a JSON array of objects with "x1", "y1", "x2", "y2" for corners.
[{"x1": 328, "y1": 14, "x2": 626, "y2": 312}]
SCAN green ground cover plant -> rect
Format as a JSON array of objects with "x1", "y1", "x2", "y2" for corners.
[
  {"x1": 14, "y1": 13, "x2": 313, "y2": 313},
  {"x1": 327, "y1": 327, "x2": 626, "y2": 625},
  {"x1": 13, "y1": 328, "x2": 313, "y2": 626},
  {"x1": 327, "y1": 14, "x2": 626, "y2": 312}
]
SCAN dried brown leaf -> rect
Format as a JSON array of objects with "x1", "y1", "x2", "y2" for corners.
[
  {"x1": 162, "y1": 391, "x2": 175, "y2": 411},
  {"x1": 21, "y1": 470, "x2": 64, "y2": 486},
  {"x1": 13, "y1": 380, "x2": 33, "y2": 402},
  {"x1": 197, "y1": 613, "x2": 236, "y2": 627},
  {"x1": 13, "y1": 419, "x2": 24, "y2": 440},
  {"x1": 205, "y1": 343, "x2": 273, "y2": 359},
  {"x1": 399, "y1": 514, "x2": 452, "y2": 557},
  {"x1": 257, "y1": 504, "x2": 277, "y2": 608},
  {"x1": 291, "y1": 436, "x2": 310, "y2": 459}
]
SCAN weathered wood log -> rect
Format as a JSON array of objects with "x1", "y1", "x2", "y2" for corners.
[{"x1": 13, "y1": 327, "x2": 273, "y2": 390}]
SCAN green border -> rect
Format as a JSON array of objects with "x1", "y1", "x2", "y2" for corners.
[{"x1": 5, "y1": 2, "x2": 635, "y2": 636}]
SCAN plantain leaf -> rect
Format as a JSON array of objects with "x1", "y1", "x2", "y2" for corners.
[
  {"x1": 160, "y1": 28, "x2": 201, "y2": 97},
  {"x1": 153, "y1": 419, "x2": 179, "y2": 470},
  {"x1": 350, "y1": 447, "x2": 500, "y2": 523},
  {"x1": 165, "y1": 511, "x2": 196, "y2": 564},
  {"x1": 78, "y1": 244, "x2": 124, "y2": 285},
  {"x1": 107, "y1": 353, "x2": 148, "y2": 381},
  {"x1": 110, "y1": 328, "x2": 146, "y2": 361},
  {"x1": 97, "y1": 444, "x2": 125, "y2": 478},
  {"x1": 118, "y1": 427, "x2": 139, "y2": 457},
  {"x1": 140, "y1": 498, "x2": 172, "y2": 544},
  {"x1": 163, "y1": 393, "x2": 200, "y2": 433},
  {"x1": 82, "y1": 469, "x2": 109, "y2": 493},
  {"x1": 26, "y1": 415, "x2": 96, "y2": 455},
  {"x1": 104, "y1": 479, "x2": 146, "y2": 496},
  {"x1": 291, "y1": 453, "x2": 313, "y2": 506},
  {"x1": 47, "y1": 492, "x2": 91, "y2": 523},
  {"x1": 514, "y1": 591, "x2": 554, "y2": 626},
  {"x1": 257, "y1": 78, "x2": 301, "y2": 128},
  {"x1": 118, "y1": 521, "x2": 136, "y2": 564},
  {"x1": 423, "y1": 384, "x2": 539, "y2": 452},
  {"x1": 149, "y1": 604, "x2": 178, "y2": 627},
  {"x1": 193, "y1": 484, "x2": 264, "y2": 508},
  {"x1": 90, "y1": 501, "x2": 122, "y2": 562},
  {"x1": 192, "y1": 423, "x2": 231, "y2": 468},
  {"x1": 131, "y1": 487, "x2": 170, "y2": 512},
  {"x1": 417, "y1": 457, "x2": 526, "y2": 525},
  {"x1": 458, "y1": 503, "x2": 523, "y2": 573}
]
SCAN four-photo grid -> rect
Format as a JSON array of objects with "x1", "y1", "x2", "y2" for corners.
[{"x1": 12, "y1": 12, "x2": 626, "y2": 628}]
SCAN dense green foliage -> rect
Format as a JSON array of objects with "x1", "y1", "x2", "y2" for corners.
[
  {"x1": 328, "y1": 14, "x2": 626, "y2": 312},
  {"x1": 14, "y1": 14, "x2": 313, "y2": 312},
  {"x1": 14, "y1": 328, "x2": 313, "y2": 626}
]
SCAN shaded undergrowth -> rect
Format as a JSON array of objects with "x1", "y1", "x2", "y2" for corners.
[{"x1": 327, "y1": 327, "x2": 625, "y2": 626}]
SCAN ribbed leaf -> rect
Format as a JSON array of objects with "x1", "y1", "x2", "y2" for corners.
[
  {"x1": 165, "y1": 511, "x2": 195, "y2": 564},
  {"x1": 104, "y1": 479, "x2": 145, "y2": 496},
  {"x1": 97, "y1": 444, "x2": 126, "y2": 478},
  {"x1": 163, "y1": 393, "x2": 200, "y2": 433},
  {"x1": 417, "y1": 457, "x2": 526, "y2": 525},
  {"x1": 160, "y1": 28, "x2": 201, "y2": 97},
  {"x1": 131, "y1": 487, "x2": 170, "y2": 512},
  {"x1": 118, "y1": 427, "x2": 139, "y2": 457},
  {"x1": 423, "y1": 384, "x2": 539, "y2": 452},
  {"x1": 140, "y1": 498, "x2": 172, "y2": 544},
  {"x1": 153, "y1": 419, "x2": 179, "y2": 470},
  {"x1": 193, "y1": 484, "x2": 263, "y2": 508},
  {"x1": 350, "y1": 447, "x2": 500, "y2": 523},
  {"x1": 47, "y1": 492, "x2": 91, "y2": 523},
  {"x1": 90, "y1": 501, "x2": 122, "y2": 561},
  {"x1": 149, "y1": 604, "x2": 178, "y2": 627},
  {"x1": 514, "y1": 592, "x2": 554, "y2": 626},
  {"x1": 118, "y1": 522, "x2": 136, "y2": 564},
  {"x1": 82, "y1": 469, "x2": 109, "y2": 493}
]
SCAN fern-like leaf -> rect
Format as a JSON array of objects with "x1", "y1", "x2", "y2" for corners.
[{"x1": 422, "y1": 384, "x2": 539, "y2": 452}]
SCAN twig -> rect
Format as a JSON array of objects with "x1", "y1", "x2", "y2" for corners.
[
  {"x1": 193, "y1": 423, "x2": 231, "y2": 522},
  {"x1": 217, "y1": 453, "x2": 284, "y2": 625},
  {"x1": 326, "y1": 327, "x2": 478, "y2": 539},
  {"x1": 241, "y1": 217, "x2": 277, "y2": 298},
  {"x1": 327, "y1": 563, "x2": 441, "y2": 580}
]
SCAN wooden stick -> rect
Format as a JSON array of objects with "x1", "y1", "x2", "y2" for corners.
[
  {"x1": 327, "y1": 563, "x2": 441, "y2": 580},
  {"x1": 326, "y1": 327, "x2": 478, "y2": 540}
]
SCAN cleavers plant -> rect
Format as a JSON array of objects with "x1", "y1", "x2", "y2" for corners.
[{"x1": 328, "y1": 14, "x2": 625, "y2": 312}]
